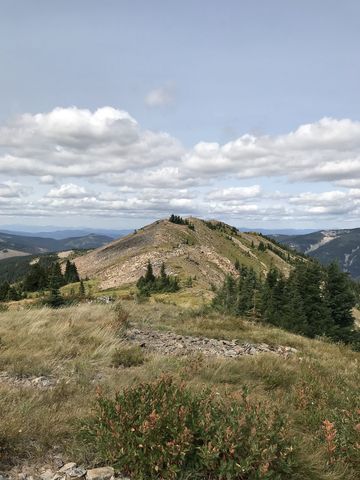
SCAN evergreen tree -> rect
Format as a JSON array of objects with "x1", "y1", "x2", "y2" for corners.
[
  {"x1": 287, "y1": 262, "x2": 332, "y2": 337},
  {"x1": 46, "y1": 284, "x2": 64, "y2": 308},
  {"x1": 235, "y1": 267, "x2": 258, "y2": 316},
  {"x1": 144, "y1": 260, "x2": 155, "y2": 284},
  {"x1": 79, "y1": 280, "x2": 86, "y2": 298},
  {"x1": 137, "y1": 261, "x2": 180, "y2": 296},
  {"x1": 325, "y1": 262, "x2": 355, "y2": 331},
  {"x1": 64, "y1": 260, "x2": 80, "y2": 284},
  {"x1": 48, "y1": 262, "x2": 64, "y2": 289},
  {"x1": 0, "y1": 281, "x2": 10, "y2": 301},
  {"x1": 23, "y1": 263, "x2": 47, "y2": 292},
  {"x1": 281, "y1": 273, "x2": 308, "y2": 334},
  {"x1": 7, "y1": 286, "x2": 21, "y2": 301}
]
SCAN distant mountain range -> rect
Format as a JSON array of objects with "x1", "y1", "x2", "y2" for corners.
[
  {"x1": 239, "y1": 227, "x2": 317, "y2": 235},
  {"x1": 0, "y1": 226, "x2": 131, "y2": 240},
  {"x1": 0, "y1": 231, "x2": 117, "y2": 260},
  {"x1": 273, "y1": 228, "x2": 360, "y2": 279}
]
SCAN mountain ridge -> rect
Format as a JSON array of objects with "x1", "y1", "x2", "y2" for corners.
[
  {"x1": 273, "y1": 227, "x2": 360, "y2": 278},
  {"x1": 0, "y1": 231, "x2": 114, "y2": 260},
  {"x1": 74, "y1": 217, "x2": 300, "y2": 291}
]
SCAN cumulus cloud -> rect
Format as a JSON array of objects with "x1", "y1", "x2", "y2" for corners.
[
  {"x1": 1, "y1": 107, "x2": 360, "y2": 225},
  {"x1": 40, "y1": 175, "x2": 56, "y2": 185},
  {"x1": 46, "y1": 183, "x2": 90, "y2": 199},
  {"x1": 145, "y1": 85, "x2": 175, "y2": 107},
  {"x1": 184, "y1": 118, "x2": 360, "y2": 183},
  {"x1": 0, "y1": 181, "x2": 30, "y2": 198},
  {"x1": 207, "y1": 185, "x2": 262, "y2": 201},
  {"x1": 0, "y1": 107, "x2": 183, "y2": 178}
]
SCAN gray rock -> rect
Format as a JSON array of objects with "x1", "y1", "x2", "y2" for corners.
[
  {"x1": 58, "y1": 465, "x2": 76, "y2": 474},
  {"x1": 86, "y1": 468, "x2": 114, "y2": 480},
  {"x1": 40, "y1": 471, "x2": 54, "y2": 480},
  {"x1": 66, "y1": 468, "x2": 86, "y2": 480}
]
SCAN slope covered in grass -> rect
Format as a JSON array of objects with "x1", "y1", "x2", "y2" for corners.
[
  {"x1": 0, "y1": 302, "x2": 359, "y2": 479},
  {"x1": 74, "y1": 218, "x2": 298, "y2": 291}
]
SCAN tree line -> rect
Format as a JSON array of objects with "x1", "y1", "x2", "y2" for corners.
[
  {"x1": 137, "y1": 261, "x2": 179, "y2": 297},
  {"x1": 213, "y1": 260, "x2": 359, "y2": 348},
  {"x1": 169, "y1": 214, "x2": 195, "y2": 230},
  {"x1": 0, "y1": 257, "x2": 80, "y2": 302}
]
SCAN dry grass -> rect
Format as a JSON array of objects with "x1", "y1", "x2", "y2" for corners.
[{"x1": 0, "y1": 302, "x2": 359, "y2": 479}]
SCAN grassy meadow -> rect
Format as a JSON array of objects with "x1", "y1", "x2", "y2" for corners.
[{"x1": 0, "y1": 301, "x2": 359, "y2": 479}]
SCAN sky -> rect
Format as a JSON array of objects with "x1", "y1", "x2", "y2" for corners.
[{"x1": 1, "y1": 0, "x2": 360, "y2": 230}]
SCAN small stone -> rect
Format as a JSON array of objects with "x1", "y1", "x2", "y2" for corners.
[
  {"x1": 58, "y1": 464, "x2": 77, "y2": 474},
  {"x1": 66, "y1": 468, "x2": 86, "y2": 480},
  {"x1": 86, "y1": 467, "x2": 114, "y2": 480},
  {"x1": 40, "y1": 470, "x2": 54, "y2": 480},
  {"x1": 54, "y1": 457, "x2": 64, "y2": 469},
  {"x1": 52, "y1": 474, "x2": 64, "y2": 480}
]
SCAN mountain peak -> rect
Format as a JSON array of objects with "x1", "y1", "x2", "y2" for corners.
[{"x1": 74, "y1": 217, "x2": 298, "y2": 292}]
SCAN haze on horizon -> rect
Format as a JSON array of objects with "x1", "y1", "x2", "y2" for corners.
[{"x1": 1, "y1": 0, "x2": 360, "y2": 231}]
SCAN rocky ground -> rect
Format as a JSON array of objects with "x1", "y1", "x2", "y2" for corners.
[
  {"x1": 0, "y1": 328, "x2": 297, "y2": 392},
  {"x1": 1, "y1": 462, "x2": 127, "y2": 480},
  {"x1": 0, "y1": 324, "x2": 297, "y2": 478},
  {"x1": 125, "y1": 328, "x2": 297, "y2": 358}
]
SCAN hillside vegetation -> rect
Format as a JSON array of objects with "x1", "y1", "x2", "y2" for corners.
[
  {"x1": 0, "y1": 302, "x2": 359, "y2": 479},
  {"x1": 74, "y1": 217, "x2": 298, "y2": 291},
  {"x1": 274, "y1": 227, "x2": 360, "y2": 279}
]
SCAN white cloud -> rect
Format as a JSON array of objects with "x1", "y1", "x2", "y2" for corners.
[
  {"x1": 145, "y1": 85, "x2": 175, "y2": 107},
  {"x1": 207, "y1": 185, "x2": 262, "y2": 201},
  {"x1": 1, "y1": 107, "x2": 360, "y2": 226},
  {"x1": 46, "y1": 183, "x2": 90, "y2": 199},
  {"x1": 0, "y1": 181, "x2": 30, "y2": 198},
  {"x1": 0, "y1": 107, "x2": 183, "y2": 178},
  {"x1": 40, "y1": 175, "x2": 56, "y2": 185},
  {"x1": 184, "y1": 118, "x2": 360, "y2": 183}
]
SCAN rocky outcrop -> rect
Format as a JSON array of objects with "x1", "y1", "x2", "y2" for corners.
[{"x1": 125, "y1": 328, "x2": 297, "y2": 358}]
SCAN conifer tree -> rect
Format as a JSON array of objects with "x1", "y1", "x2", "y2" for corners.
[
  {"x1": 144, "y1": 260, "x2": 155, "y2": 284},
  {"x1": 48, "y1": 262, "x2": 64, "y2": 289},
  {"x1": 23, "y1": 263, "x2": 47, "y2": 292},
  {"x1": 79, "y1": 280, "x2": 86, "y2": 298},
  {"x1": 0, "y1": 281, "x2": 10, "y2": 301},
  {"x1": 64, "y1": 260, "x2": 80, "y2": 284},
  {"x1": 325, "y1": 262, "x2": 355, "y2": 330}
]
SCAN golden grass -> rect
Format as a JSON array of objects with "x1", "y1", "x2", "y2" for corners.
[{"x1": 0, "y1": 302, "x2": 359, "y2": 478}]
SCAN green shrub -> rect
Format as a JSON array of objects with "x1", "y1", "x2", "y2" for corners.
[
  {"x1": 81, "y1": 377, "x2": 300, "y2": 479},
  {"x1": 111, "y1": 346, "x2": 145, "y2": 368}
]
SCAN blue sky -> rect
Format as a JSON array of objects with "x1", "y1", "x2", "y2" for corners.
[{"x1": 0, "y1": 1, "x2": 360, "y2": 229}]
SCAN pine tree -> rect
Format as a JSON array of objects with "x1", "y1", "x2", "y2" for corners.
[
  {"x1": 0, "y1": 281, "x2": 10, "y2": 301},
  {"x1": 294, "y1": 262, "x2": 332, "y2": 338},
  {"x1": 23, "y1": 263, "x2": 47, "y2": 292},
  {"x1": 235, "y1": 267, "x2": 258, "y2": 315},
  {"x1": 48, "y1": 262, "x2": 64, "y2": 289},
  {"x1": 144, "y1": 260, "x2": 155, "y2": 284},
  {"x1": 281, "y1": 273, "x2": 308, "y2": 334},
  {"x1": 212, "y1": 275, "x2": 236, "y2": 313},
  {"x1": 79, "y1": 280, "x2": 86, "y2": 298},
  {"x1": 64, "y1": 260, "x2": 80, "y2": 284},
  {"x1": 325, "y1": 262, "x2": 355, "y2": 331}
]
